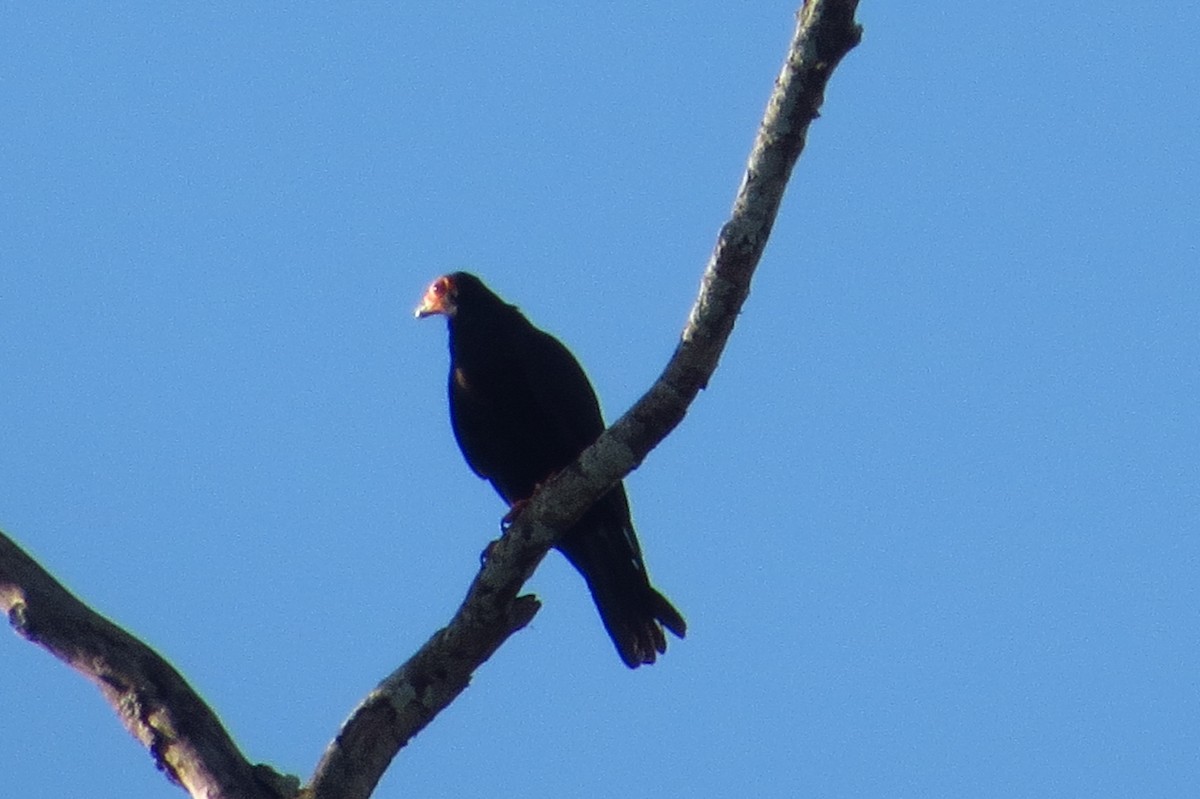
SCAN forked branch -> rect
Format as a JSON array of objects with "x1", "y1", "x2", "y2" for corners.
[{"x1": 2, "y1": 4, "x2": 860, "y2": 799}]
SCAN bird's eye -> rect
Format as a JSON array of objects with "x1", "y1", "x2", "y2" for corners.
[{"x1": 433, "y1": 277, "x2": 454, "y2": 297}]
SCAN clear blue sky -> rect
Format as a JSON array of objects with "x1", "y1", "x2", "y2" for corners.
[{"x1": 2, "y1": 4, "x2": 1197, "y2": 798}]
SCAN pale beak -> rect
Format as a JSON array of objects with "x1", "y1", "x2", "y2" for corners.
[
  {"x1": 414, "y1": 299, "x2": 436, "y2": 319},
  {"x1": 415, "y1": 285, "x2": 446, "y2": 318}
]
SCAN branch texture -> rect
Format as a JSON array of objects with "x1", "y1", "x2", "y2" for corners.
[
  {"x1": 3, "y1": 5, "x2": 860, "y2": 798},
  {"x1": 308, "y1": 3, "x2": 862, "y2": 798},
  {"x1": 0, "y1": 531, "x2": 295, "y2": 799}
]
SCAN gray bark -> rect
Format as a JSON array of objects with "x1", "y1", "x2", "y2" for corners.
[{"x1": 1, "y1": 3, "x2": 862, "y2": 798}]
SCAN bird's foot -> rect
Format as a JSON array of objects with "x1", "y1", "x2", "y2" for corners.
[
  {"x1": 500, "y1": 498, "x2": 531, "y2": 531},
  {"x1": 499, "y1": 471, "x2": 561, "y2": 531}
]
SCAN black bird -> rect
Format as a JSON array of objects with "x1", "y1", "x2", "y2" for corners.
[{"x1": 416, "y1": 272, "x2": 685, "y2": 667}]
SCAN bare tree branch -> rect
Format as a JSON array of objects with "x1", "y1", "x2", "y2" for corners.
[
  {"x1": 307, "y1": 3, "x2": 862, "y2": 798},
  {"x1": 2, "y1": 5, "x2": 859, "y2": 798},
  {"x1": 0, "y1": 530, "x2": 297, "y2": 799}
]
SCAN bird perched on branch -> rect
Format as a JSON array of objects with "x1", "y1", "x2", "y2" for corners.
[{"x1": 416, "y1": 272, "x2": 685, "y2": 668}]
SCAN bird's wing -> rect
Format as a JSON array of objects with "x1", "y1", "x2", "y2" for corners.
[{"x1": 518, "y1": 324, "x2": 608, "y2": 458}]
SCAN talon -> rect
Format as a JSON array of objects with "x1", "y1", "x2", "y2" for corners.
[
  {"x1": 500, "y1": 471, "x2": 562, "y2": 530},
  {"x1": 501, "y1": 498, "x2": 531, "y2": 530}
]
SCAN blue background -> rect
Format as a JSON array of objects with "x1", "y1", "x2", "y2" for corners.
[{"x1": 2, "y1": 4, "x2": 1196, "y2": 797}]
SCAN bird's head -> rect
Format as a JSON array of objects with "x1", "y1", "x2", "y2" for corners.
[
  {"x1": 415, "y1": 273, "x2": 460, "y2": 319},
  {"x1": 414, "y1": 272, "x2": 492, "y2": 320}
]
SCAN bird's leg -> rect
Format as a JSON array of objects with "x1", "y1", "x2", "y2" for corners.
[
  {"x1": 499, "y1": 471, "x2": 561, "y2": 530},
  {"x1": 500, "y1": 498, "x2": 531, "y2": 530}
]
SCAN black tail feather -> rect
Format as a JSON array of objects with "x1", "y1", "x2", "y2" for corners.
[{"x1": 556, "y1": 495, "x2": 686, "y2": 668}]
